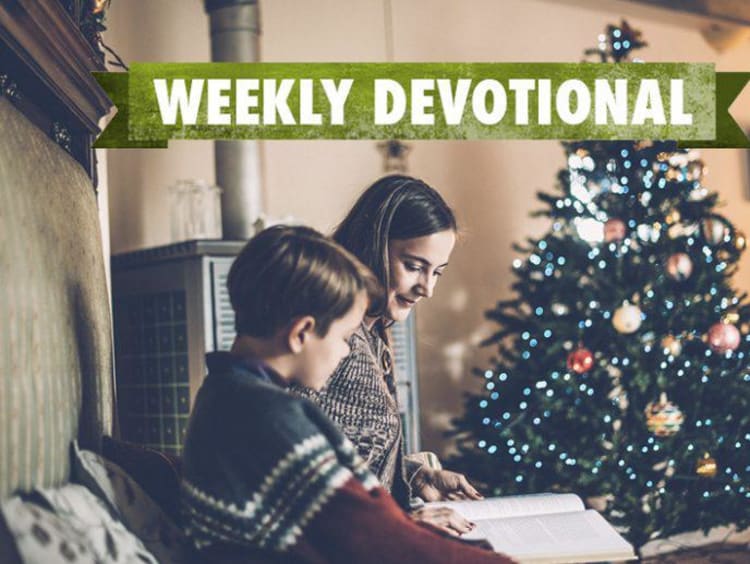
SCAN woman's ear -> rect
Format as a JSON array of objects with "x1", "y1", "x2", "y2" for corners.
[{"x1": 287, "y1": 316, "x2": 316, "y2": 354}]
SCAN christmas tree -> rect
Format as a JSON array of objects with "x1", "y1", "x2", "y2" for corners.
[{"x1": 451, "y1": 22, "x2": 750, "y2": 551}]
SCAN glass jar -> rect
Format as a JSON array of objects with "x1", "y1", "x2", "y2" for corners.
[{"x1": 169, "y1": 180, "x2": 222, "y2": 242}]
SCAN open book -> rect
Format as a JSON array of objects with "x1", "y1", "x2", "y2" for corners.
[{"x1": 426, "y1": 493, "x2": 636, "y2": 564}]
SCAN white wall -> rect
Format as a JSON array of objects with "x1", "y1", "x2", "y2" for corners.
[
  {"x1": 104, "y1": 0, "x2": 214, "y2": 253},
  {"x1": 104, "y1": 0, "x2": 750, "y2": 455}
]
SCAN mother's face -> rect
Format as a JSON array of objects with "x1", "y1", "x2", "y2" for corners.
[{"x1": 385, "y1": 229, "x2": 456, "y2": 322}]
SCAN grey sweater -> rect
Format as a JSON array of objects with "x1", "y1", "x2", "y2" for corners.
[{"x1": 290, "y1": 323, "x2": 422, "y2": 508}]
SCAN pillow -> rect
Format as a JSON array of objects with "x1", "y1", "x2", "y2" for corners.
[
  {"x1": 1, "y1": 490, "x2": 155, "y2": 563},
  {"x1": 71, "y1": 441, "x2": 193, "y2": 563}
]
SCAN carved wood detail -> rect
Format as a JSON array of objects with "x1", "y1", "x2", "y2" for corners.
[{"x1": 0, "y1": 0, "x2": 113, "y2": 178}]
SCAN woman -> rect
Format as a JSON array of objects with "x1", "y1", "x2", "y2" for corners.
[
  {"x1": 183, "y1": 225, "x2": 513, "y2": 563},
  {"x1": 292, "y1": 175, "x2": 482, "y2": 537}
]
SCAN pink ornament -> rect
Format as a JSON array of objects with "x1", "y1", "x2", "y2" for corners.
[
  {"x1": 604, "y1": 218, "x2": 627, "y2": 243},
  {"x1": 666, "y1": 253, "x2": 693, "y2": 281},
  {"x1": 707, "y1": 322, "x2": 741, "y2": 353}
]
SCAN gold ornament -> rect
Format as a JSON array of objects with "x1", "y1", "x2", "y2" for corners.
[
  {"x1": 735, "y1": 230, "x2": 747, "y2": 251},
  {"x1": 635, "y1": 140, "x2": 653, "y2": 151},
  {"x1": 665, "y1": 210, "x2": 681, "y2": 225},
  {"x1": 613, "y1": 302, "x2": 643, "y2": 334},
  {"x1": 723, "y1": 312, "x2": 740, "y2": 324},
  {"x1": 695, "y1": 453, "x2": 718, "y2": 478},
  {"x1": 661, "y1": 335, "x2": 682, "y2": 356},
  {"x1": 644, "y1": 393, "x2": 683, "y2": 437}
]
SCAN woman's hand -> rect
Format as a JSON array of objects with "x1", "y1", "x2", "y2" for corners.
[
  {"x1": 409, "y1": 505, "x2": 475, "y2": 536},
  {"x1": 412, "y1": 467, "x2": 484, "y2": 502}
]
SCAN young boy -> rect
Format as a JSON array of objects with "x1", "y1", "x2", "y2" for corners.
[{"x1": 181, "y1": 225, "x2": 514, "y2": 563}]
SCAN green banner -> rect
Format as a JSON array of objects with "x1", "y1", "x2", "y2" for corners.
[
  {"x1": 678, "y1": 72, "x2": 750, "y2": 149},
  {"x1": 94, "y1": 72, "x2": 167, "y2": 149},
  {"x1": 93, "y1": 63, "x2": 749, "y2": 148}
]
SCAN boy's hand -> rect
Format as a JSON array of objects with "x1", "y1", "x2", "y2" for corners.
[
  {"x1": 412, "y1": 468, "x2": 484, "y2": 502},
  {"x1": 410, "y1": 505, "x2": 475, "y2": 536}
]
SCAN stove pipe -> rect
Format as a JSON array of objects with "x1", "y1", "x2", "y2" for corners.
[{"x1": 204, "y1": 0, "x2": 263, "y2": 240}]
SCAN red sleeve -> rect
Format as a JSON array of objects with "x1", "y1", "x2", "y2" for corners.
[{"x1": 292, "y1": 477, "x2": 517, "y2": 564}]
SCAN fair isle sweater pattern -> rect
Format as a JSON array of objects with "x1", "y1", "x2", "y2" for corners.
[{"x1": 181, "y1": 353, "x2": 378, "y2": 553}]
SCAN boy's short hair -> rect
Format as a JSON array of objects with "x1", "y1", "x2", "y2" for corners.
[{"x1": 228, "y1": 225, "x2": 380, "y2": 338}]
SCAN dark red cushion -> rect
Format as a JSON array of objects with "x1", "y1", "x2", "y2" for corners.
[{"x1": 101, "y1": 436, "x2": 183, "y2": 524}]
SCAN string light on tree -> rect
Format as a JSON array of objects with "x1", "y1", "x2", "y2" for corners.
[
  {"x1": 551, "y1": 303, "x2": 570, "y2": 316},
  {"x1": 687, "y1": 159, "x2": 705, "y2": 181},
  {"x1": 576, "y1": 217, "x2": 605, "y2": 244},
  {"x1": 734, "y1": 230, "x2": 746, "y2": 251},
  {"x1": 665, "y1": 209, "x2": 681, "y2": 225},
  {"x1": 454, "y1": 21, "x2": 750, "y2": 551}
]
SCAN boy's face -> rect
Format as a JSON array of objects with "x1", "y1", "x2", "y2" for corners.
[{"x1": 295, "y1": 290, "x2": 368, "y2": 390}]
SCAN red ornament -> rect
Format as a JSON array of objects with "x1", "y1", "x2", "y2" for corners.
[
  {"x1": 604, "y1": 218, "x2": 627, "y2": 243},
  {"x1": 707, "y1": 322, "x2": 741, "y2": 353},
  {"x1": 567, "y1": 347, "x2": 594, "y2": 374}
]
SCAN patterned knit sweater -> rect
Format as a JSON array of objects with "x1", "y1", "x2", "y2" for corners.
[
  {"x1": 290, "y1": 324, "x2": 421, "y2": 508},
  {"x1": 181, "y1": 353, "x2": 379, "y2": 553},
  {"x1": 181, "y1": 353, "x2": 517, "y2": 564}
]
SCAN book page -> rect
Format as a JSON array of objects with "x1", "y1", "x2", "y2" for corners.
[
  {"x1": 465, "y1": 509, "x2": 635, "y2": 563},
  {"x1": 425, "y1": 492, "x2": 584, "y2": 521}
]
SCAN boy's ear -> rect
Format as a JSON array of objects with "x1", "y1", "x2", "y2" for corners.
[{"x1": 288, "y1": 316, "x2": 317, "y2": 354}]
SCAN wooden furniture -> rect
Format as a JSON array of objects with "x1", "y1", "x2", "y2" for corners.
[
  {"x1": 0, "y1": 1, "x2": 111, "y2": 182},
  {"x1": 0, "y1": 0, "x2": 113, "y2": 498}
]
